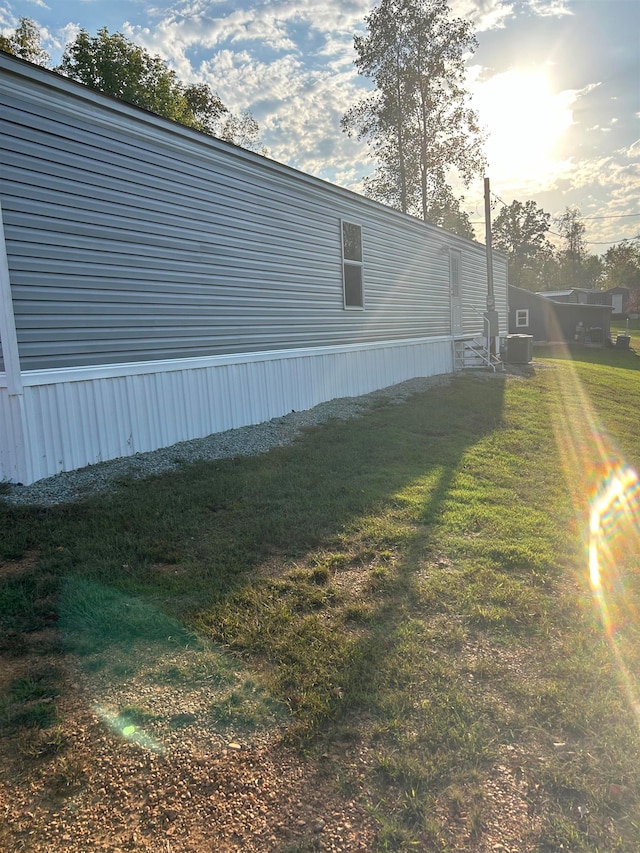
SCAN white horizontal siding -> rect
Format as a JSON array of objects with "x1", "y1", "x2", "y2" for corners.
[{"x1": 0, "y1": 337, "x2": 452, "y2": 484}]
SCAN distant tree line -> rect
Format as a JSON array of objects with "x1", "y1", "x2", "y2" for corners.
[
  {"x1": 0, "y1": 17, "x2": 265, "y2": 153},
  {"x1": 491, "y1": 199, "x2": 640, "y2": 297}
]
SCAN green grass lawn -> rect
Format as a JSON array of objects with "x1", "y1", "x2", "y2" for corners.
[{"x1": 1, "y1": 346, "x2": 639, "y2": 851}]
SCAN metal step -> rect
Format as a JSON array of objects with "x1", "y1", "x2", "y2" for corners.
[{"x1": 455, "y1": 338, "x2": 503, "y2": 372}]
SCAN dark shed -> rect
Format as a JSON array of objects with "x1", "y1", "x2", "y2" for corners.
[{"x1": 509, "y1": 286, "x2": 612, "y2": 344}]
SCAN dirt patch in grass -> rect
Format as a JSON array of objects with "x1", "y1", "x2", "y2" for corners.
[
  {"x1": 0, "y1": 621, "x2": 378, "y2": 852},
  {"x1": 0, "y1": 550, "x2": 39, "y2": 580},
  {"x1": 0, "y1": 557, "x2": 562, "y2": 853}
]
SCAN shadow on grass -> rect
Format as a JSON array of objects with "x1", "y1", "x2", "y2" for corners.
[{"x1": 0, "y1": 374, "x2": 508, "y2": 748}]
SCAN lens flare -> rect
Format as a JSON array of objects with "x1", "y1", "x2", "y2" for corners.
[
  {"x1": 545, "y1": 340, "x2": 640, "y2": 730},
  {"x1": 94, "y1": 705, "x2": 164, "y2": 754},
  {"x1": 589, "y1": 468, "x2": 639, "y2": 591}
]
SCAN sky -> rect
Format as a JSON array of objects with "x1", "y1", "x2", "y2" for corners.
[{"x1": 1, "y1": 0, "x2": 639, "y2": 254}]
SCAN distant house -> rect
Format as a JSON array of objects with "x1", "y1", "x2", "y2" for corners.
[
  {"x1": 538, "y1": 286, "x2": 631, "y2": 317},
  {"x1": 599, "y1": 287, "x2": 630, "y2": 317},
  {"x1": 0, "y1": 53, "x2": 508, "y2": 485},
  {"x1": 509, "y1": 286, "x2": 612, "y2": 344},
  {"x1": 536, "y1": 288, "x2": 594, "y2": 304}
]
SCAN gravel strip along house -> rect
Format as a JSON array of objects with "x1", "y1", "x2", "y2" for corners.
[{"x1": 0, "y1": 52, "x2": 508, "y2": 486}]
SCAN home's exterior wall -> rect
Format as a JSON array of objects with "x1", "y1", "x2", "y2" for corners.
[
  {"x1": 0, "y1": 382, "x2": 26, "y2": 484},
  {"x1": 0, "y1": 54, "x2": 476, "y2": 373},
  {"x1": 0, "y1": 54, "x2": 507, "y2": 485},
  {"x1": 460, "y1": 252, "x2": 508, "y2": 337},
  {"x1": 601, "y1": 287, "x2": 630, "y2": 316}
]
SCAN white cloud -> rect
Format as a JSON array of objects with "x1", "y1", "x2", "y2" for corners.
[
  {"x1": 116, "y1": 0, "x2": 374, "y2": 186},
  {"x1": 527, "y1": 0, "x2": 573, "y2": 16},
  {"x1": 453, "y1": 0, "x2": 515, "y2": 32},
  {"x1": 200, "y1": 50, "x2": 305, "y2": 111},
  {"x1": 50, "y1": 21, "x2": 80, "y2": 53},
  {"x1": 127, "y1": 0, "x2": 370, "y2": 59},
  {"x1": 197, "y1": 44, "x2": 369, "y2": 186},
  {"x1": 541, "y1": 143, "x2": 640, "y2": 245}
]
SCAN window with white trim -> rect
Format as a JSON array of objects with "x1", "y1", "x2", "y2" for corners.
[
  {"x1": 341, "y1": 221, "x2": 364, "y2": 308},
  {"x1": 515, "y1": 309, "x2": 529, "y2": 328}
]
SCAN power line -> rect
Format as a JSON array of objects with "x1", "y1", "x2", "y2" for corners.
[
  {"x1": 478, "y1": 194, "x2": 640, "y2": 223},
  {"x1": 585, "y1": 235, "x2": 640, "y2": 245},
  {"x1": 546, "y1": 231, "x2": 640, "y2": 246},
  {"x1": 582, "y1": 212, "x2": 640, "y2": 221}
]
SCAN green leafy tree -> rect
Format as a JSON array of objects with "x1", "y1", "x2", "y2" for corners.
[
  {"x1": 435, "y1": 187, "x2": 475, "y2": 240},
  {"x1": 342, "y1": 0, "x2": 484, "y2": 236},
  {"x1": 59, "y1": 28, "x2": 227, "y2": 131},
  {"x1": 492, "y1": 200, "x2": 553, "y2": 289},
  {"x1": 603, "y1": 238, "x2": 640, "y2": 290},
  {"x1": 0, "y1": 16, "x2": 49, "y2": 65},
  {"x1": 59, "y1": 28, "x2": 265, "y2": 152},
  {"x1": 557, "y1": 207, "x2": 587, "y2": 288},
  {"x1": 581, "y1": 253, "x2": 604, "y2": 290}
]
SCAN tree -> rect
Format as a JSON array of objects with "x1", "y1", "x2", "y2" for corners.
[
  {"x1": 218, "y1": 109, "x2": 267, "y2": 155},
  {"x1": 581, "y1": 254, "x2": 604, "y2": 290},
  {"x1": 492, "y1": 200, "x2": 553, "y2": 289},
  {"x1": 0, "y1": 16, "x2": 49, "y2": 65},
  {"x1": 557, "y1": 207, "x2": 587, "y2": 288},
  {"x1": 58, "y1": 28, "x2": 265, "y2": 152},
  {"x1": 59, "y1": 29, "x2": 227, "y2": 132},
  {"x1": 342, "y1": 0, "x2": 484, "y2": 237},
  {"x1": 432, "y1": 187, "x2": 475, "y2": 240},
  {"x1": 603, "y1": 238, "x2": 640, "y2": 290}
]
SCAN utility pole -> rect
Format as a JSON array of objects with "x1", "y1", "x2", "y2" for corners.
[
  {"x1": 484, "y1": 177, "x2": 495, "y2": 311},
  {"x1": 484, "y1": 177, "x2": 499, "y2": 352}
]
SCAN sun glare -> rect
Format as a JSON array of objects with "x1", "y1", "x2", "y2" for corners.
[
  {"x1": 473, "y1": 67, "x2": 574, "y2": 188},
  {"x1": 546, "y1": 341, "x2": 640, "y2": 732},
  {"x1": 589, "y1": 468, "x2": 640, "y2": 591}
]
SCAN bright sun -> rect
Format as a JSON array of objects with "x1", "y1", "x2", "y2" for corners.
[{"x1": 472, "y1": 67, "x2": 575, "y2": 189}]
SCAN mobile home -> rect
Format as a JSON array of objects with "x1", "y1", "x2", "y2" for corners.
[{"x1": 0, "y1": 52, "x2": 507, "y2": 485}]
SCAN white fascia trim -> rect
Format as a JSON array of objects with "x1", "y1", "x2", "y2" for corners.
[
  {"x1": 13, "y1": 336, "x2": 452, "y2": 388},
  {"x1": 0, "y1": 202, "x2": 23, "y2": 395}
]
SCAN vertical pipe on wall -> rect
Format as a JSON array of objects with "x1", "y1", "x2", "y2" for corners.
[
  {"x1": 484, "y1": 177, "x2": 495, "y2": 312},
  {"x1": 483, "y1": 177, "x2": 499, "y2": 352},
  {"x1": 0, "y1": 201, "x2": 23, "y2": 395}
]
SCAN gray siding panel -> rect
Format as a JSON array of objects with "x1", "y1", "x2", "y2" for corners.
[{"x1": 0, "y1": 57, "x2": 485, "y2": 371}]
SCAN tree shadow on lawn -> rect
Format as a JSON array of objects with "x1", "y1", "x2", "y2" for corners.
[{"x1": 1, "y1": 373, "x2": 509, "y2": 752}]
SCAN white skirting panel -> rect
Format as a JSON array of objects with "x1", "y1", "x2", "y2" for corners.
[
  {"x1": 0, "y1": 336, "x2": 453, "y2": 485},
  {"x1": 0, "y1": 387, "x2": 28, "y2": 484}
]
